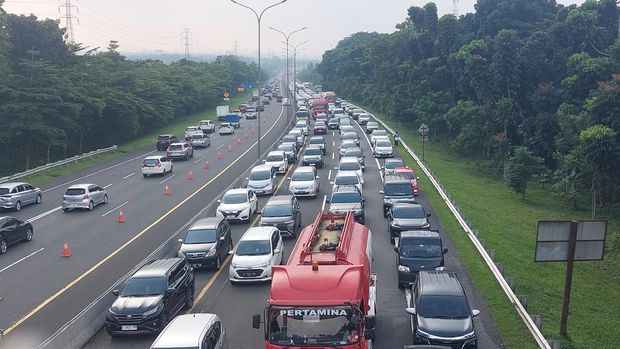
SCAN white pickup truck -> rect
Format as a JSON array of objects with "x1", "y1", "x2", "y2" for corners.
[{"x1": 198, "y1": 120, "x2": 216, "y2": 133}]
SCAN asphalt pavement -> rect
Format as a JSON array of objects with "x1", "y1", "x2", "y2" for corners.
[
  {"x1": 0, "y1": 84, "x2": 295, "y2": 348},
  {"x1": 82, "y1": 114, "x2": 504, "y2": 348}
]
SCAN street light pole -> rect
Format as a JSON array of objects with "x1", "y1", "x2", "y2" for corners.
[
  {"x1": 267, "y1": 26, "x2": 308, "y2": 125},
  {"x1": 230, "y1": 0, "x2": 287, "y2": 160},
  {"x1": 289, "y1": 40, "x2": 309, "y2": 110}
]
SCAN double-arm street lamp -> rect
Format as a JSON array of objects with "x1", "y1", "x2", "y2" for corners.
[
  {"x1": 267, "y1": 26, "x2": 308, "y2": 96},
  {"x1": 230, "y1": 0, "x2": 287, "y2": 160},
  {"x1": 289, "y1": 40, "x2": 309, "y2": 109}
]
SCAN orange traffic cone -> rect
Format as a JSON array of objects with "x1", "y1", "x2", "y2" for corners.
[
  {"x1": 227, "y1": 145, "x2": 233, "y2": 152},
  {"x1": 236, "y1": 138, "x2": 241, "y2": 145},
  {"x1": 187, "y1": 170, "x2": 194, "y2": 180},
  {"x1": 204, "y1": 160, "x2": 210, "y2": 169},
  {"x1": 164, "y1": 185, "x2": 171, "y2": 195},
  {"x1": 217, "y1": 151, "x2": 223, "y2": 160},
  {"x1": 61, "y1": 240, "x2": 72, "y2": 258},
  {"x1": 118, "y1": 210, "x2": 126, "y2": 223}
]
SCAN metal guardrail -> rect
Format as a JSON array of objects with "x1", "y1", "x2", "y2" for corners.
[
  {"x1": 0, "y1": 146, "x2": 118, "y2": 184},
  {"x1": 367, "y1": 113, "x2": 552, "y2": 349}
]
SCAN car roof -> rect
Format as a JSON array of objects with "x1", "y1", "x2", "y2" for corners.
[
  {"x1": 400, "y1": 230, "x2": 440, "y2": 239},
  {"x1": 335, "y1": 170, "x2": 359, "y2": 178},
  {"x1": 225, "y1": 188, "x2": 250, "y2": 195},
  {"x1": 267, "y1": 150, "x2": 285, "y2": 156},
  {"x1": 418, "y1": 271, "x2": 465, "y2": 297},
  {"x1": 265, "y1": 195, "x2": 294, "y2": 206},
  {"x1": 384, "y1": 174, "x2": 411, "y2": 183},
  {"x1": 332, "y1": 185, "x2": 362, "y2": 195},
  {"x1": 158, "y1": 134, "x2": 175, "y2": 137},
  {"x1": 309, "y1": 136, "x2": 325, "y2": 141},
  {"x1": 133, "y1": 258, "x2": 182, "y2": 278},
  {"x1": 340, "y1": 156, "x2": 360, "y2": 163},
  {"x1": 66, "y1": 183, "x2": 95, "y2": 189},
  {"x1": 251, "y1": 164, "x2": 273, "y2": 172},
  {"x1": 151, "y1": 313, "x2": 219, "y2": 348},
  {"x1": 144, "y1": 156, "x2": 165, "y2": 160},
  {"x1": 240, "y1": 226, "x2": 278, "y2": 241},
  {"x1": 342, "y1": 132, "x2": 358, "y2": 137},
  {"x1": 394, "y1": 166, "x2": 414, "y2": 173},
  {"x1": 169, "y1": 142, "x2": 187, "y2": 146},
  {"x1": 0, "y1": 182, "x2": 29, "y2": 189},
  {"x1": 305, "y1": 145, "x2": 322, "y2": 151},
  {"x1": 293, "y1": 166, "x2": 315, "y2": 174},
  {"x1": 189, "y1": 217, "x2": 223, "y2": 230},
  {"x1": 385, "y1": 158, "x2": 405, "y2": 165},
  {"x1": 341, "y1": 140, "x2": 357, "y2": 147}
]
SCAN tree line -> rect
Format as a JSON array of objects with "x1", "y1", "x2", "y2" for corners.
[
  {"x1": 316, "y1": 0, "x2": 620, "y2": 214},
  {"x1": 0, "y1": 1, "x2": 260, "y2": 175}
]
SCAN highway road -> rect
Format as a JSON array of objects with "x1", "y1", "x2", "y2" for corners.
[
  {"x1": 0, "y1": 80, "x2": 295, "y2": 348},
  {"x1": 82, "y1": 98, "x2": 504, "y2": 348}
]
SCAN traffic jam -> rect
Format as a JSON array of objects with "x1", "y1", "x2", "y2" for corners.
[{"x1": 0, "y1": 79, "x2": 481, "y2": 349}]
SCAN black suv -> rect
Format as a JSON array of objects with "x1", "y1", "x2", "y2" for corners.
[
  {"x1": 381, "y1": 174, "x2": 416, "y2": 217},
  {"x1": 406, "y1": 271, "x2": 479, "y2": 348},
  {"x1": 259, "y1": 195, "x2": 302, "y2": 237},
  {"x1": 388, "y1": 202, "x2": 431, "y2": 243},
  {"x1": 394, "y1": 230, "x2": 447, "y2": 288},
  {"x1": 106, "y1": 258, "x2": 195, "y2": 336},
  {"x1": 178, "y1": 217, "x2": 233, "y2": 270},
  {"x1": 156, "y1": 134, "x2": 178, "y2": 151},
  {"x1": 301, "y1": 146, "x2": 324, "y2": 168}
]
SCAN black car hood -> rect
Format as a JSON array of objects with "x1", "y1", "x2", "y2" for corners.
[
  {"x1": 399, "y1": 256, "x2": 443, "y2": 271},
  {"x1": 180, "y1": 242, "x2": 216, "y2": 254},
  {"x1": 392, "y1": 218, "x2": 428, "y2": 229},
  {"x1": 417, "y1": 316, "x2": 473, "y2": 338},
  {"x1": 111, "y1": 295, "x2": 163, "y2": 314}
]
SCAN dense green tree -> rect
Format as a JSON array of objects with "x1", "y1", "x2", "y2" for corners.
[{"x1": 505, "y1": 146, "x2": 546, "y2": 198}]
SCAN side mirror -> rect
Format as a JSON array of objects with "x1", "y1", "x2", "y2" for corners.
[
  {"x1": 329, "y1": 181, "x2": 334, "y2": 185},
  {"x1": 405, "y1": 307, "x2": 416, "y2": 316},
  {"x1": 416, "y1": 176, "x2": 420, "y2": 180},
  {"x1": 364, "y1": 328, "x2": 376, "y2": 340},
  {"x1": 273, "y1": 249, "x2": 281, "y2": 254},
  {"x1": 252, "y1": 314, "x2": 261, "y2": 329},
  {"x1": 394, "y1": 237, "x2": 399, "y2": 246},
  {"x1": 325, "y1": 198, "x2": 330, "y2": 203},
  {"x1": 177, "y1": 238, "x2": 183, "y2": 244},
  {"x1": 228, "y1": 250, "x2": 235, "y2": 255},
  {"x1": 316, "y1": 176, "x2": 320, "y2": 179},
  {"x1": 245, "y1": 177, "x2": 249, "y2": 180},
  {"x1": 472, "y1": 309, "x2": 481, "y2": 317},
  {"x1": 112, "y1": 289, "x2": 120, "y2": 297},
  {"x1": 216, "y1": 199, "x2": 222, "y2": 203},
  {"x1": 166, "y1": 287, "x2": 176, "y2": 295},
  {"x1": 287, "y1": 177, "x2": 291, "y2": 180},
  {"x1": 443, "y1": 247, "x2": 449, "y2": 254},
  {"x1": 394, "y1": 246, "x2": 399, "y2": 253},
  {"x1": 426, "y1": 213, "x2": 431, "y2": 217},
  {"x1": 334, "y1": 167, "x2": 338, "y2": 170},
  {"x1": 364, "y1": 315, "x2": 376, "y2": 329},
  {"x1": 219, "y1": 236, "x2": 226, "y2": 241},
  {"x1": 379, "y1": 190, "x2": 384, "y2": 194}
]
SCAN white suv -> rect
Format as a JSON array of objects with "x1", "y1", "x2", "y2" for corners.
[
  {"x1": 229, "y1": 226, "x2": 283, "y2": 283},
  {"x1": 288, "y1": 166, "x2": 320, "y2": 197},
  {"x1": 141, "y1": 156, "x2": 172, "y2": 177},
  {"x1": 216, "y1": 188, "x2": 258, "y2": 222},
  {"x1": 264, "y1": 151, "x2": 288, "y2": 174}
]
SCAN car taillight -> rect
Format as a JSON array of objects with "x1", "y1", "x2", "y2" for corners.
[
  {"x1": 83, "y1": 194, "x2": 89, "y2": 200},
  {"x1": 156, "y1": 163, "x2": 161, "y2": 167}
]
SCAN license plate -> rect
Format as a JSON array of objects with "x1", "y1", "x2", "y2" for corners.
[
  {"x1": 122, "y1": 325, "x2": 137, "y2": 331},
  {"x1": 192, "y1": 263, "x2": 202, "y2": 267}
]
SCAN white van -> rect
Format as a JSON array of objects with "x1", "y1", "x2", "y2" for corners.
[{"x1": 151, "y1": 313, "x2": 224, "y2": 349}]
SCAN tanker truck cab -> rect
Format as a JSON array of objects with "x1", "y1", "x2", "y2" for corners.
[{"x1": 252, "y1": 212, "x2": 376, "y2": 348}]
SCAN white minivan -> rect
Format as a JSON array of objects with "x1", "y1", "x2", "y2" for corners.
[
  {"x1": 151, "y1": 313, "x2": 224, "y2": 349},
  {"x1": 229, "y1": 226, "x2": 283, "y2": 283}
]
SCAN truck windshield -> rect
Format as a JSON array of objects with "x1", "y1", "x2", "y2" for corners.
[{"x1": 268, "y1": 306, "x2": 360, "y2": 346}]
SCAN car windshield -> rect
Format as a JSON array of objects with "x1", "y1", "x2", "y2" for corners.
[
  {"x1": 385, "y1": 160, "x2": 405, "y2": 169},
  {"x1": 220, "y1": 123, "x2": 231, "y2": 127},
  {"x1": 342, "y1": 133, "x2": 357, "y2": 140},
  {"x1": 282, "y1": 136, "x2": 296, "y2": 143},
  {"x1": 222, "y1": 193, "x2": 248, "y2": 204},
  {"x1": 400, "y1": 238, "x2": 442, "y2": 258},
  {"x1": 418, "y1": 295, "x2": 470, "y2": 319},
  {"x1": 305, "y1": 148, "x2": 322, "y2": 156},
  {"x1": 309, "y1": 137, "x2": 324, "y2": 144},
  {"x1": 340, "y1": 118, "x2": 352, "y2": 125},
  {"x1": 295, "y1": 122, "x2": 306, "y2": 128},
  {"x1": 335, "y1": 175, "x2": 359, "y2": 186},
  {"x1": 262, "y1": 204, "x2": 293, "y2": 217},
  {"x1": 367, "y1": 122, "x2": 378, "y2": 128},
  {"x1": 121, "y1": 277, "x2": 166, "y2": 297},
  {"x1": 268, "y1": 306, "x2": 359, "y2": 346},
  {"x1": 393, "y1": 206, "x2": 425, "y2": 218},
  {"x1": 186, "y1": 127, "x2": 197, "y2": 131},
  {"x1": 168, "y1": 144, "x2": 182, "y2": 151},
  {"x1": 373, "y1": 130, "x2": 388, "y2": 137},
  {"x1": 277, "y1": 144, "x2": 294, "y2": 152},
  {"x1": 236, "y1": 240, "x2": 271, "y2": 256},
  {"x1": 250, "y1": 170, "x2": 271, "y2": 180},
  {"x1": 339, "y1": 162, "x2": 360, "y2": 171},
  {"x1": 396, "y1": 171, "x2": 414, "y2": 179},
  {"x1": 184, "y1": 228, "x2": 217, "y2": 244},
  {"x1": 341, "y1": 142, "x2": 357, "y2": 150},
  {"x1": 157, "y1": 136, "x2": 170, "y2": 141},
  {"x1": 292, "y1": 171, "x2": 315, "y2": 181},
  {"x1": 65, "y1": 188, "x2": 86, "y2": 196},
  {"x1": 143, "y1": 159, "x2": 159, "y2": 165},
  {"x1": 267, "y1": 154, "x2": 284, "y2": 162},
  {"x1": 385, "y1": 183, "x2": 413, "y2": 196},
  {"x1": 344, "y1": 149, "x2": 362, "y2": 157},
  {"x1": 376, "y1": 140, "x2": 392, "y2": 147},
  {"x1": 331, "y1": 192, "x2": 361, "y2": 203},
  {"x1": 314, "y1": 122, "x2": 326, "y2": 127},
  {"x1": 191, "y1": 134, "x2": 203, "y2": 140}
]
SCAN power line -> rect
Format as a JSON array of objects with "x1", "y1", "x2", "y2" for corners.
[
  {"x1": 181, "y1": 27, "x2": 192, "y2": 59},
  {"x1": 58, "y1": 0, "x2": 78, "y2": 44}
]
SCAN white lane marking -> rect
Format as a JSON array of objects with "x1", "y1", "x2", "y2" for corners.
[
  {"x1": 27, "y1": 206, "x2": 62, "y2": 223},
  {"x1": 0, "y1": 248, "x2": 45, "y2": 274},
  {"x1": 332, "y1": 131, "x2": 335, "y2": 137},
  {"x1": 331, "y1": 153, "x2": 335, "y2": 160},
  {"x1": 328, "y1": 169, "x2": 332, "y2": 181},
  {"x1": 122, "y1": 173, "x2": 135, "y2": 180},
  {"x1": 321, "y1": 194, "x2": 327, "y2": 212},
  {"x1": 159, "y1": 173, "x2": 176, "y2": 184},
  {"x1": 101, "y1": 201, "x2": 130, "y2": 217},
  {"x1": 217, "y1": 144, "x2": 225, "y2": 150},
  {"x1": 42, "y1": 150, "x2": 157, "y2": 193},
  {"x1": 333, "y1": 140, "x2": 335, "y2": 147},
  {"x1": 193, "y1": 155, "x2": 206, "y2": 164},
  {"x1": 103, "y1": 183, "x2": 113, "y2": 189}
]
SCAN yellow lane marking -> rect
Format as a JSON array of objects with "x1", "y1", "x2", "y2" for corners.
[{"x1": 4, "y1": 106, "x2": 286, "y2": 335}]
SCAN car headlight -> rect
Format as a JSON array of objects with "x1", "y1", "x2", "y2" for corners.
[
  {"x1": 354, "y1": 209, "x2": 363, "y2": 216},
  {"x1": 206, "y1": 247, "x2": 217, "y2": 257},
  {"x1": 398, "y1": 265, "x2": 410, "y2": 272},
  {"x1": 435, "y1": 266, "x2": 446, "y2": 271},
  {"x1": 421, "y1": 222, "x2": 431, "y2": 229},
  {"x1": 463, "y1": 330, "x2": 476, "y2": 340},
  {"x1": 391, "y1": 222, "x2": 401, "y2": 228},
  {"x1": 177, "y1": 251, "x2": 186, "y2": 258},
  {"x1": 259, "y1": 262, "x2": 271, "y2": 268},
  {"x1": 143, "y1": 304, "x2": 161, "y2": 317},
  {"x1": 416, "y1": 328, "x2": 431, "y2": 339}
]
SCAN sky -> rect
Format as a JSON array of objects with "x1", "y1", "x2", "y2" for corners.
[{"x1": 2, "y1": 0, "x2": 586, "y2": 59}]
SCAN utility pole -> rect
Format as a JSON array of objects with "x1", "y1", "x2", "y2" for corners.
[
  {"x1": 234, "y1": 40, "x2": 239, "y2": 57},
  {"x1": 59, "y1": 0, "x2": 78, "y2": 44},
  {"x1": 181, "y1": 28, "x2": 192, "y2": 60},
  {"x1": 452, "y1": 0, "x2": 459, "y2": 17}
]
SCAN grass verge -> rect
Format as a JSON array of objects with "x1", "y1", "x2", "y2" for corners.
[
  {"x1": 18, "y1": 93, "x2": 250, "y2": 187},
  {"x1": 359, "y1": 105, "x2": 619, "y2": 349}
]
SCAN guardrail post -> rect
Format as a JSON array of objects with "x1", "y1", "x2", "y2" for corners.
[
  {"x1": 518, "y1": 295, "x2": 529, "y2": 310},
  {"x1": 473, "y1": 229, "x2": 480, "y2": 238},
  {"x1": 505, "y1": 276, "x2": 515, "y2": 291},
  {"x1": 495, "y1": 261, "x2": 505, "y2": 275},
  {"x1": 548, "y1": 339, "x2": 561, "y2": 349},
  {"x1": 487, "y1": 250, "x2": 496, "y2": 261},
  {"x1": 531, "y1": 314, "x2": 542, "y2": 331}
]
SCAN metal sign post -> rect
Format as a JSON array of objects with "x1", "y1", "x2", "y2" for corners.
[
  {"x1": 418, "y1": 123, "x2": 429, "y2": 161},
  {"x1": 535, "y1": 220, "x2": 607, "y2": 336}
]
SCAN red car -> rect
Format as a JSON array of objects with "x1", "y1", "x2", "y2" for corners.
[{"x1": 393, "y1": 166, "x2": 419, "y2": 196}]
